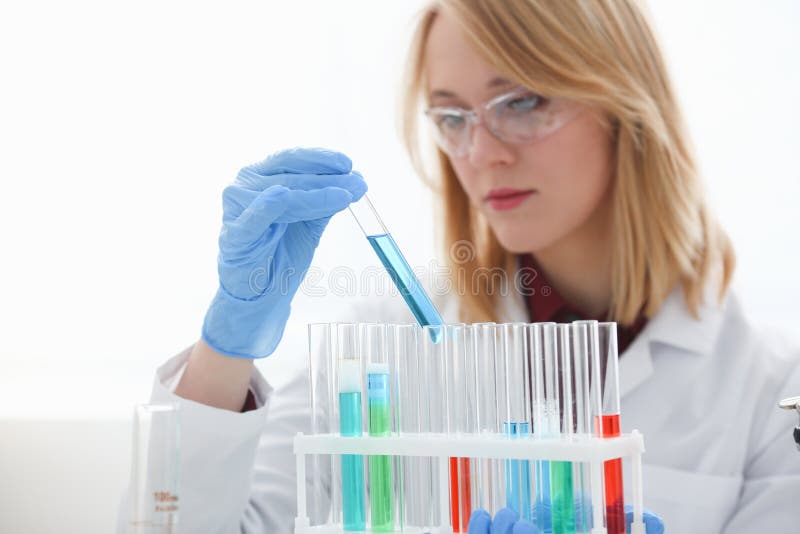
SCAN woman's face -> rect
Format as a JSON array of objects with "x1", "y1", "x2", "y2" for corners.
[{"x1": 424, "y1": 14, "x2": 615, "y2": 254}]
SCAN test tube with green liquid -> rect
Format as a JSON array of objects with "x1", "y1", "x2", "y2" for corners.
[
  {"x1": 550, "y1": 324, "x2": 576, "y2": 534},
  {"x1": 338, "y1": 324, "x2": 366, "y2": 531},
  {"x1": 363, "y1": 324, "x2": 395, "y2": 532}
]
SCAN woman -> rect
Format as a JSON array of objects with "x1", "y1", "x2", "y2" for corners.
[{"x1": 118, "y1": 1, "x2": 800, "y2": 533}]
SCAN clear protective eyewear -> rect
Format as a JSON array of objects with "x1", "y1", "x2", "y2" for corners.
[{"x1": 424, "y1": 87, "x2": 582, "y2": 158}]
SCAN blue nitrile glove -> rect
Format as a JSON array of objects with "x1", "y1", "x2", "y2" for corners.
[
  {"x1": 201, "y1": 147, "x2": 367, "y2": 358},
  {"x1": 466, "y1": 506, "x2": 664, "y2": 534},
  {"x1": 467, "y1": 509, "x2": 541, "y2": 534},
  {"x1": 625, "y1": 504, "x2": 664, "y2": 534}
]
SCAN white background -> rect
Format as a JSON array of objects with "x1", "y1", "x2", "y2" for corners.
[{"x1": 0, "y1": 0, "x2": 798, "y2": 531}]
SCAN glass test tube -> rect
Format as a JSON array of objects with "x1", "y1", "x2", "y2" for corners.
[
  {"x1": 596, "y1": 322, "x2": 624, "y2": 534},
  {"x1": 392, "y1": 324, "x2": 421, "y2": 530},
  {"x1": 501, "y1": 323, "x2": 532, "y2": 521},
  {"x1": 445, "y1": 324, "x2": 473, "y2": 532},
  {"x1": 472, "y1": 323, "x2": 502, "y2": 516},
  {"x1": 362, "y1": 324, "x2": 395, "y2": 532},
  {"x1": 572, "y1": 321, "x2": 597, "y2": 534},
  {"x1": 422, "y1": 323, "x2": 447, "y2": 529},
  {"x1": 338, "y1": 324, "x2": 366, "y2": 531},
  {"x1": 529, "y1": 323, "x2": 551, "y2": 531},
  {"x1": 551, "y1": 324, "x2": 576, "y2": 534},
  {"x1": 128, "y1": 402, "x2": 179, "y2": 534},
  {"x1": 308, "y1": 323, "x2": 338, "y2": 525},
  {"x1": 349, "y1": 195, "x2": 444, "y2": 341}
]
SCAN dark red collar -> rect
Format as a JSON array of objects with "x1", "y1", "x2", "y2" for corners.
[{"x1": 518, "y1": 254, "x2": 646, "y2": 354}]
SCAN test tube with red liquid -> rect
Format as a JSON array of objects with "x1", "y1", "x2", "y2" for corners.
[
  {"x1": 445, "y1": 324, "x2": 473, "y2": 532},
  {"x1": 588, "y1": 321, "x2": 625, "y2": 534}
]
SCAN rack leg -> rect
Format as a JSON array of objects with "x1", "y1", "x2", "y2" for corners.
[
  {"x1": 439, "y1": 456, "x2": 452, "y2": 534},
  {"x1": 295, "y1": 436, "x2": 310, "y2": 533},
  {"x1": 590, "y1": 460, "x2": 606, "y2": 534},
  {"x1": 630, "y1": 445, "x2": 645, "y2": 534}
]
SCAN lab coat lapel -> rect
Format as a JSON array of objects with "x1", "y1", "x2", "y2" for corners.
[
  {"x1": 618, "y1": 329, "x2": 655, "y2": 398},
  {"x1": 619, "y1": 287, "x2": 725, "y2": 398},
  {"x1": 493, "y1": 287, "x2": 664, "y2": 399},
  {"x1": 490, "y1": 286, "x2": 723, "y2": 398}
]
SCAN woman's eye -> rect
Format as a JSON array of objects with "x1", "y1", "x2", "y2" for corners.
[
  {"x1": 437, "y1": 114, "x2": 466, "y2": 130},
  {"x1": 506, "y1": 94, "x2": 541, "y2": 112}
]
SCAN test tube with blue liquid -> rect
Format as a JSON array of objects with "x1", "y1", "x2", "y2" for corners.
[
  {"x1": 362, "y1": 323, "x2": 395, "y2": 532},
  {"x1": 337, "y1": 324, "x2": 366, "y2": 531},
  {"x1": 530, "y1": 323, "x2": 551, "y2": 531},
  {"x1": 350, "y1": 195, "x2": 444, "y2": 342},
  {"x1": 501, "y1": 323, "x2": 532, "y2": 522}
]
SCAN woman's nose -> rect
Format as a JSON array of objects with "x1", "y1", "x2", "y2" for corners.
[{"x1": 467, "y1": 123, "x2": 515, "y2": 169}]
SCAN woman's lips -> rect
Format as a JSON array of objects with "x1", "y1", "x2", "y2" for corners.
[{"x1": 484, "y1": 187, "x2": 536, "y2": 211}]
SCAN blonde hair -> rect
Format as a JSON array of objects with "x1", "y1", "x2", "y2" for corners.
[{"x1": 400, "y1": 0, "x2": 735, "y2": 325}]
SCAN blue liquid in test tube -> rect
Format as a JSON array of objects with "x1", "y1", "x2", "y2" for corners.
[
  {"x1": 350, "y1": 195, "x2": 444, "y2": 342},
  {"x1": 504, "y1": 421, "x2": 532, "y2": 521}
]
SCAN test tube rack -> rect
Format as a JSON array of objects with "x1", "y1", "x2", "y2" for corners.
[
  {"x1": 293, "y1": 431, "x2": 646, "y2": 534},
  {"x1": 302, "y1": 321, "x2": 647, "y2": 534}
]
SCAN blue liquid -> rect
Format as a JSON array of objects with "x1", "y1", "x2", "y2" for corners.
[
  {"x1": 536, "y1": 459, "x2": 552, "y2": 532},
  {"x1": 504, "y1": 422, "x2": 531, "y2": 521},
  {"x1": 367, "y1": 233, "x2": 443, "y2": 342},
  {"x1": 339, "y1": 391, "x2": 365, "y2": 531}
]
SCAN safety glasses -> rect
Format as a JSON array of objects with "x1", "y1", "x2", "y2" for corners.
[{"x1": 424, "y1": 87, "x2": 583, "y2": 158}]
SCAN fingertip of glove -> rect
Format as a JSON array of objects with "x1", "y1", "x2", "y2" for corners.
[
  {"x1": 311, "y1": 147, "x2": 352, "y2": 172},
  {"x1": 491, "y1": 508, "x2": 520, "y2": 534},
  {"x1": 467, "y1": 510, "x2": 491, "y2": 534},
  {"x1": 326, "y1": 186, "x2": 355, "y2": 208},
  {"x1": 349, "y1": 171, "x2": 368, "y2": 200},
  {"x1": 255, "y1": 147, "x2": 353, "y2": 175},
  {"x1": 512, "y1": 519, "x2": 541, "y2": 534}
]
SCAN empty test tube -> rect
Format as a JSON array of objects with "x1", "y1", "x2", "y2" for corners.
[
  {"x1": 349, "y1": 195, "x2": 444, "y2": 341},
  {"x1": 572, "y1": 321, "x2": 597, "y2": 534},
  {"x1": 392, "y1": 324, "x2": 421, "y2": 530},
  {"x1": 472, "y1": 323, "x2": 502, "y2": 516},
  {"x1": 307, "y1": 323, "x2": 338, "y2": 525}
]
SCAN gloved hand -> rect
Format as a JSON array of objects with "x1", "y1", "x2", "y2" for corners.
[
  {"x1": 466, "y1": 505, "x2": 664, "y2": 534},
  {"x1": 467, "y1": 508, "x2": 540, "y2": 534},
  {"x1": 201, "y1": 147, "x2": 367, "y2": 358}
]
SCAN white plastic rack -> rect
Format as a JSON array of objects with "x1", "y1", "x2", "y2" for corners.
[{"x1": 293, "y1": 431, "x2": 646, "y2": 534}]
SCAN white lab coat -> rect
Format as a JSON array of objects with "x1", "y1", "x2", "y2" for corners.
[{"x1": 117, "y1": 286, "x2": 800, "y2": 533}]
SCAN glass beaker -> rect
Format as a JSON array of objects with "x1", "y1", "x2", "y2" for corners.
[{"x1": 128, "y1": 402, "x2": 179, "y2": 534}]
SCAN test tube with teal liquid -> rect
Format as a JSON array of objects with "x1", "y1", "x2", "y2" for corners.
[
  {"x1": 350, "y1": 195, "x2": 444, "y2": 342},
  {"x1": 363, "y1": 324, "x2": 395, "y2": 532},
  {"x1": 338, "y1": 324, "x2": 366, "y2": 531}
]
